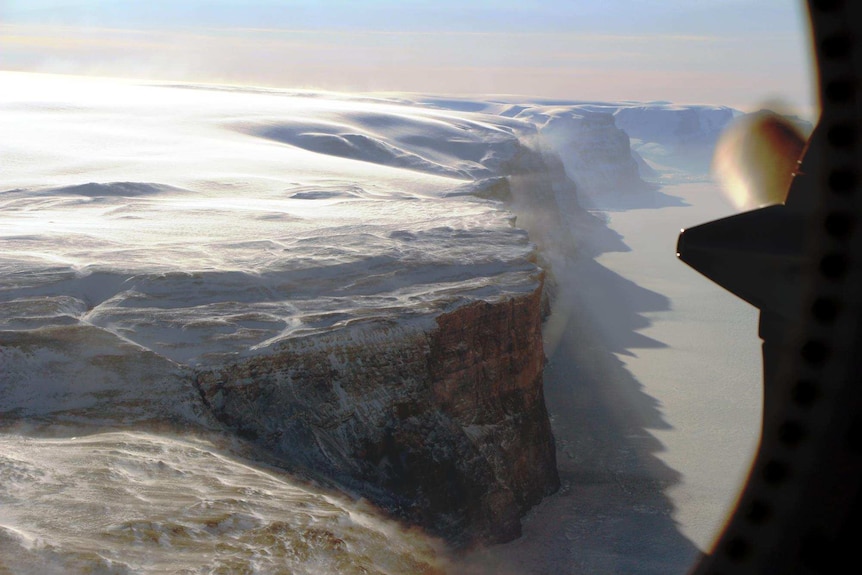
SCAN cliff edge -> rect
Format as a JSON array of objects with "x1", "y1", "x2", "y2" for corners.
[{"x1": 194, "y1": 279, "x2": 559, "y2": 547}]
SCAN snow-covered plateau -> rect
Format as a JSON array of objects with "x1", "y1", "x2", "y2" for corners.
[{"x1": 1, "y1": 72, "x2": 756, "y2": 574}]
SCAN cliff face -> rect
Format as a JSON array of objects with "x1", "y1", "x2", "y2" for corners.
[
  {"x1": 194, "y1": 279, "x2": 559, "y2": 547},
  {"x1": 515, "y1": 108, "x2": 649, "y2": 204}
]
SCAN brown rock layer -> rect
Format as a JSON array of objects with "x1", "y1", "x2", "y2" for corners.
[{"x1": 194, "y1": 279, "x2": 559, "y2": 547}]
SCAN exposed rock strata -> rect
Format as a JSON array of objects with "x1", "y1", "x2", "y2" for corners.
[{"x1": 194, "y1": 279, "x2": 559, "y2": 547}]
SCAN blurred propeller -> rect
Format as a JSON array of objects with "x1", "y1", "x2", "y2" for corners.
[
  {"x1": 712, "y1": 108, "x2": 807, "y2": 211},
  {"x1": 678, "y1": 109, "x2": 819, "y2": 420}
]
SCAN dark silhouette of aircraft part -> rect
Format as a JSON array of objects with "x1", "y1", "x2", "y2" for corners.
[
  {"x1": 678, "y1": 127, "x2": 822, "y2": 424},
  {"x1": 677, "y1": 2, "x2": 862, "y2": 566}
]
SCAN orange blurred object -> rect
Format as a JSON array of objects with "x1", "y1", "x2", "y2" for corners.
[{"x1": 712, "y1": 111, "x2": 807, "y2": 211}]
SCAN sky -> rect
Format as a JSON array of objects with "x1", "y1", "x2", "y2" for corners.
[{"x1": 0, "y1": 0, "x2": 817, "y2": 116}]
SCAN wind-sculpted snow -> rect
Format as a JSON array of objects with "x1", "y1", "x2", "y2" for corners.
[
  {"x1": 252, "y1": 126, "x2": 471, "y2": 179},
  {"x1": 0, "y1": 431, "x2": 449, "y2": 575},
  {"x1": 243, "y1": 112, "x2": 521, "y2": 180},
  {"x1": 417, "y1": 96, "x2": 739, "y2": 180},
  {"x1": 0, "y1": 72, "x2": 703, "y2": 561},
  {"x1": 1, "y1": 179, "x2": 538, "y2": 366}
]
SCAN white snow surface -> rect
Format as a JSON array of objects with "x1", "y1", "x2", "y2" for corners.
[{"x1": 0, "y1": 72, "x2": 543, "y2": 366}]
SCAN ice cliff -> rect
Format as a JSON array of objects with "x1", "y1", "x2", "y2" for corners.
[
  {"x1": 1, "y1": 74, "x2": 694, "y2": 547},
  {"x1": 571, "y1": 102, "x2": 738, "y2": 174},
  {"x1": 515, "y1": 107, "x2": 651, "y2": 204}
]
